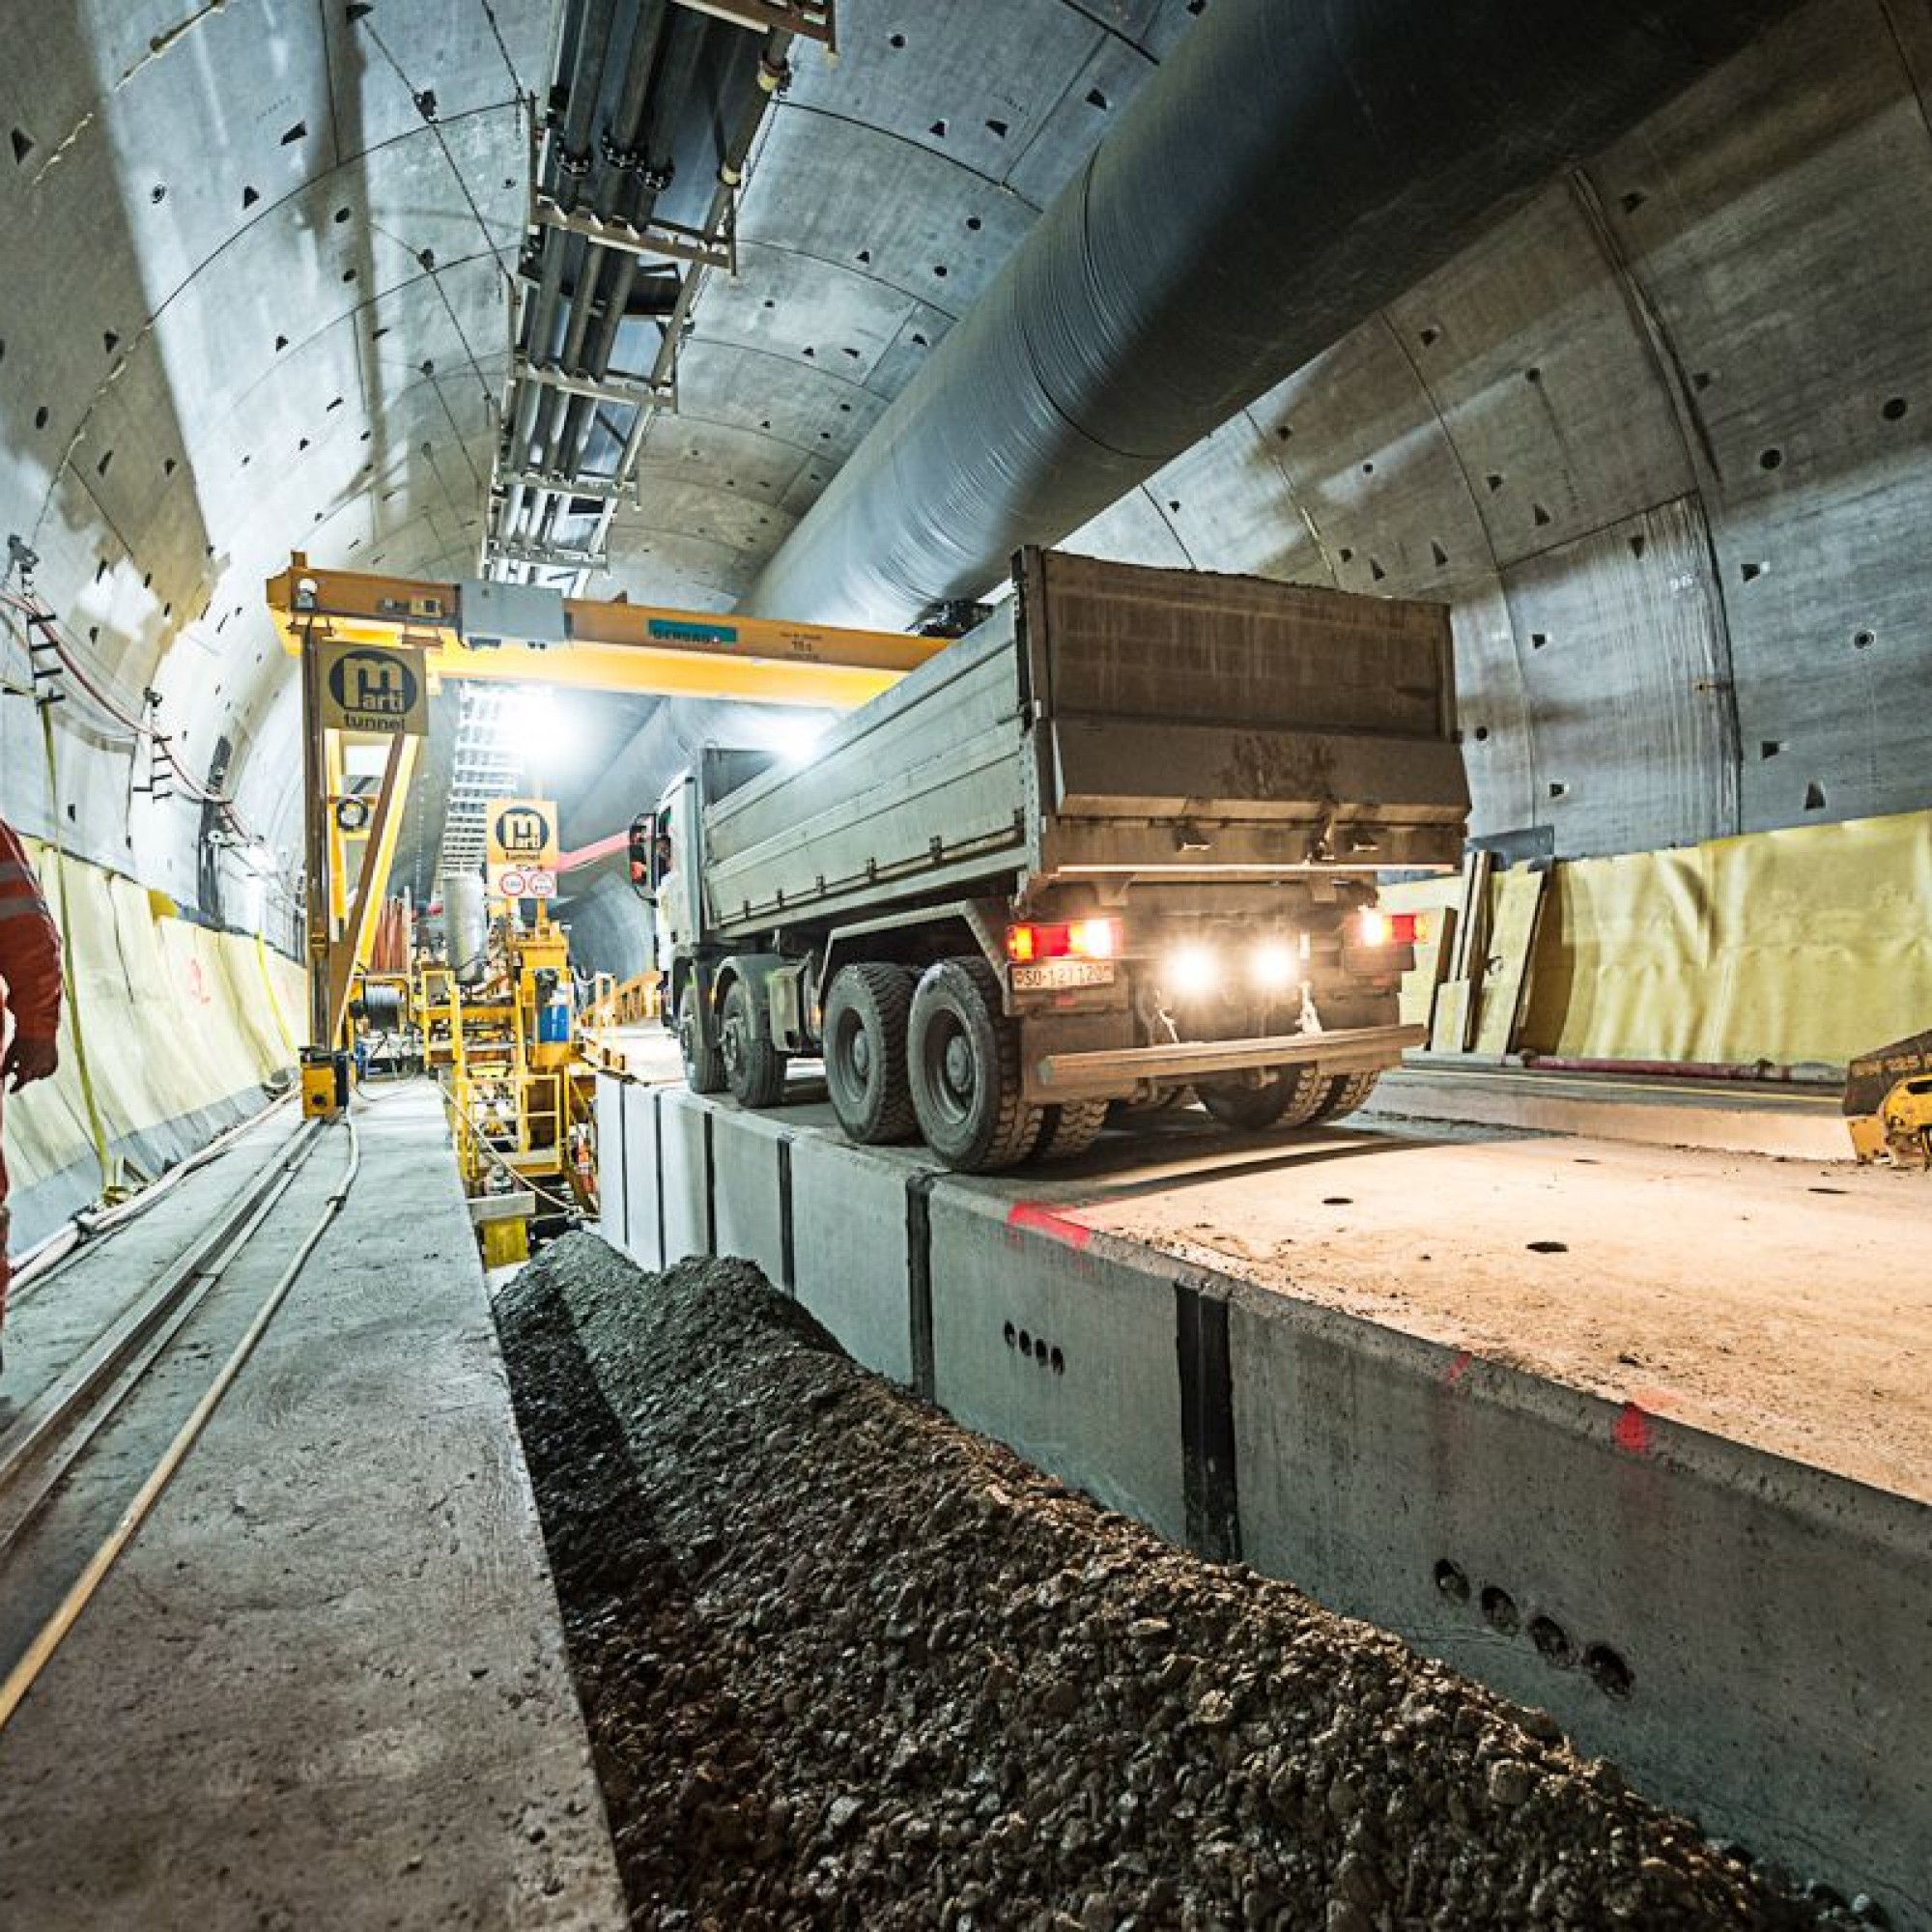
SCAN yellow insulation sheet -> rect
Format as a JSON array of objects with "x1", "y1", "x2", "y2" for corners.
[
  {"x1": 1385, "y1": 807, "x2": 1932, "y2": 1069},
  {"x1": 4, "y1": 841, "x2": 298, "y2": 1201}
]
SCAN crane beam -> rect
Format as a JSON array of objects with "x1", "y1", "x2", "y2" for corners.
[{"x1": 265, "y1": 555, "x2": 946, "y2": 709}]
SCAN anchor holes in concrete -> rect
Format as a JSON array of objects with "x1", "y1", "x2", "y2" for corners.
[
  {"x1": 10, "y1": 128, "x2": 33, "y2": 165},
  {"x1": 1479, "y1": 1585, "x2": 1519, "y2": 1634},
  {"x1": 334, "y1": 205, "x2": 351, "y2": 223},
  {"x1": 242, "y1": 184, "x2": 260, "y2": 209},
  {"x1": 1529, "y1": 1615, "x2": 1576, "y2": 1667},
  {"x1": 1086, "y1": 89, "x2": 1109, "y2": 111},
  {"x1": 1524, "y1": 365, "x2": 1541, "y2": 384},
  {"x1": 1049, "y1": 1347, "x2": 1064, "y2": 1376},
  {"x1": 280, "y1": 121, "x2": 307, "y2": 146},
  {"x1": 985, "y1": 119, "x2": 1009, "y2": 138},
  {"x1": 151, "y1": 183, "x2": 166, "y2": 203},
  {"x1": 1741, "y1": 560, "x2": 1766, "y2": 582},
  {"x1": 1018, "y1": 1329, "x2": 1032, "y2": 1356},
  {"x1": 965, "y1": 215, "x2": 981, "y2": 232},
  {"x1": 1804, "y1": 781, "x2": 1826, "y2": 811},
  {"x1": 1881, "y1": 395, "x2": 1907, "y2": 421},
  {"x1": 889, "y1": 33, "x2": 905, "y2": 49},
  {"x1": 1758, "y1": 446, "x2": 1783, "y2": 472},
  {"x1": 1322, "y1": 1196, "x2": 1351, "y2": 1207},
  {"x1": 1853, "y1": 629, "x2": 1875, "y2": 650},
  {"x1": 1003, "y1": 1321, "x2": 1016, "y2": 1349},
  {"x1": 1548, "y1": 781, "x2": 1568, "y2": 801},
  {"x1": 1337, "y1": 548, "x2": 1354, "y2": 565},
  {"x1": 1433, "y1": 1559, "x2": 1470, "y2": 1603},
  {"x1": 1584, "y1": 1643, "x2": 1633, "y2": 1700},
  {"x1": 1526, "y1": 1239, "x2": 1568, "y2": 1253},
  {"x1": 1472, "y1": 725, "x2": 1490, "y2": 743},
  {"x1": 928, "y1": 121, "x2": 947, "y2": 140},
  {"x1": 34, "y1": 405, "x2": 47, "y2": 430}
]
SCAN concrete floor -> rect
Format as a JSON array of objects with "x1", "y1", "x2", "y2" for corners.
[
  {"x1": 0, "y1": 1084, "x2": 624, "y2": 1930},
  {"x1": 589, "y1": 1025, "x2": 1925, "y2": 1503}
]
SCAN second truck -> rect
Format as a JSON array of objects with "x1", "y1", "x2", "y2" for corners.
[{"x1": 638, "y1": 548, "x2": 1469, "y2": 1172}]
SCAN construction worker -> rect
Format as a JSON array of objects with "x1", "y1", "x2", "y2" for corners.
[{"x1": 0, "y1": 816, "x2": 62, "y2": 1370}]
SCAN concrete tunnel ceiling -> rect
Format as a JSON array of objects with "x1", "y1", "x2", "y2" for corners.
[{"x1": 1, "y1": 0, "x2": 1930, "y2": 977}]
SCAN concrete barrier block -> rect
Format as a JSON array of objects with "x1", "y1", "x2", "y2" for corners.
[
  {"x1": 709, "y1": 1106, "x2": 788, "y2": 1288},
  {"x1": 788, "y1": 1130, "x2": 913, "y2": 1384},
  {"x1": 658, "y1": 1088, "x2": 712, "y2": 1264},
  {"x1": 926, "y1": 1191, "x2": 1187, "y2": 1546},
  {"x1": 1229, "y1": 1293, "x2": 1932, "y2": 1926},
  {"x1": 619, "y1": 1081, "x2": 662, "y2": 1273},
  {"x1": 595, "y1": 1074, "x2": 630, "y2": 1257}
]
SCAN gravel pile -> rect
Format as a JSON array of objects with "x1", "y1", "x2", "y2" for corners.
[{"x1": 497, "y1": 1234, "x2": 1847, "y2": 1931}]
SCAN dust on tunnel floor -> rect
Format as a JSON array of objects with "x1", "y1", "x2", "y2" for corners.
[{"x1": 496, "y1": 1231, "x2": 1853, "y2": 1932}]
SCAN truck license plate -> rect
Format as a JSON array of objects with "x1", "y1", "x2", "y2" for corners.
[{"x1": 1011, "y1": 959, "x2": 1116, "y2": 991}]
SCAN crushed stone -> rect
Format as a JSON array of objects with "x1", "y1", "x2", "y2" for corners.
[{"x1": 497, "y1": 1233, "x2": 1850, "y2": 1931}]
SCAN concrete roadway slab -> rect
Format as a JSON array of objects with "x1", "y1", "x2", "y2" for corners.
[
  {"x1": 999, "y1": 1109, "x2": 1932, "y2": 1507},
  {"x1": 0, "y1": 1084, "x2": 625, "y2": 1931}
]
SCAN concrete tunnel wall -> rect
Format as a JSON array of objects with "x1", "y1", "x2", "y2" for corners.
[
  {"x1": 2, "y1": 0, "x2": 1931, "y2": 1212},
  {"x1": 597, "y1": 1072, "x2": 1932, "y2": 1928}
]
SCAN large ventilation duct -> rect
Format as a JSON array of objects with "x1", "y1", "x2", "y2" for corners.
[{"x1": 741, "y1": 0, "x2": 1803, "y2": 629}]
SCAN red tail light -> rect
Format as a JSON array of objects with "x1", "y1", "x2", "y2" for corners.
[
  {"x1": 1357, "y1": 909, "x2": 1429, "y2": 948},
  {"x1": 1008, "y1": 919, "x2": 1119, "y2": 963}
]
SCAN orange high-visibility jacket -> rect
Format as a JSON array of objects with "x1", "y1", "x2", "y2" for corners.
[{"x1": 0, "y1": 818, "x2": 62, "y2": 1044}]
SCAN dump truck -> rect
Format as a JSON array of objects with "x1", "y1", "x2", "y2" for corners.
[{"x1": 638, "y1": 548, "x2": 1469, "y2": 1171}]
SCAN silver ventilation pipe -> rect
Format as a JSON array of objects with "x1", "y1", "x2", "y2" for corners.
[{"x1": 739, "y1": 0, "x2": 1804, "y2": 628}]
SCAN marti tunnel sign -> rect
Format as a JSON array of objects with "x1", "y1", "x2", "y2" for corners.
[
  {"x1": 320, "y1": 642, "x2": 428, "y2": 737},
  {"x1": 487, "y1": 798, "x2": 560, "y2": 900}
]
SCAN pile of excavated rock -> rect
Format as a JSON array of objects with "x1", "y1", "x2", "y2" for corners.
[{"x1": 497, "y1": 1236, "x2": 1857, "y2": 1931}]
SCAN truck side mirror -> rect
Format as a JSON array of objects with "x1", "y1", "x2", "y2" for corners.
[{"x1": 628, "y1": 811, "x2": 658, "y2": 901}]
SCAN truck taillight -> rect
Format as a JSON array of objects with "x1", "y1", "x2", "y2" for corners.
[
  {"x1": 1357, "y1": 909, "x2": 1428, "y2": 948},
  {"x1": 1008, "y1": 919, "x2": 1119, "y2": 963}
]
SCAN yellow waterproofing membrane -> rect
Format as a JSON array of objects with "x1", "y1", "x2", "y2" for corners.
[{"x1": 1387, "y1": 805, "x2": 1932, "y2": 1069}]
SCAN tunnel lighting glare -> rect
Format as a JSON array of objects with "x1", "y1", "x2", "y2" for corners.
[
  {"x1": 1250, "y1": 939, "x2": 1298, "y2": 990},
  {"x1": 752, "y1": 710, "x2": 832, "y2": 766},
  {"x1": 1163, "y1": 942, "x2": 1218, "y2": 998},
  {"x1": 522, "y1": 686, "x2": 574, "y2": 773}
]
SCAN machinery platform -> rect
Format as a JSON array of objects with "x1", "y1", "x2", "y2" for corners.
[{"x1": 0, "y1": 1084, "x2": 624, "y2": 1930}]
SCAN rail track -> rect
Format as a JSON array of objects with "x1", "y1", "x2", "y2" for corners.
[{"x1": 0, "y1": 1113, "x2": 359, "y2": 1729}]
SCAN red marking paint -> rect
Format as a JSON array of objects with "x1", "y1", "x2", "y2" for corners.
[
  {"x1": 1006, "y1": 1202, "x2": 1093, "y2": 1250},
  {"x1": 1612, "y1": 1402, "x2": 1652, "y2": 1456},
  {"x1": 1443, "y1": 1350, "x2": 1474, "y2": 1389}
]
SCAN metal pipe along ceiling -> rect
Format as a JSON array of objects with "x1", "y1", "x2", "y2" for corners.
[{"x1": 738, "y1": 0, "x2": 1807, "y2": 630}]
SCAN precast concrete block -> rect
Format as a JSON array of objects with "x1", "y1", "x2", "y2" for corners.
[
  {"x1": 926, "y1": 1189, "x2": 1188, "y2": 1547},
  {"x1": 1229, "y1": 1291, "x2": 1932, "y2": 1931},
  {"x1": 595, "y1": 1074, "x2": 630, "y2": 1256},
  {"x1": 709, "y1": 1103, "x2": 788, "y2": 1287},
  {"x1": 787, "y1": 1130, "x2": 913, "y2": 1384},
  {"x1": 658, "y1": 1088, "x2": 712, "y2": 1265},
  {"x1": 619, "y1": 1081, "x2": 662, "y2": 1273}
]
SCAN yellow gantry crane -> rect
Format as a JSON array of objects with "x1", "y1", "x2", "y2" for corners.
[{"x1": 266, "y1": 554, "x2": 946, "y2": 1117}]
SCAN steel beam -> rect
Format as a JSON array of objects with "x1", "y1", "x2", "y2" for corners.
[
  {"x1": 670, "y1": 0, "x2": 835, "y2": 49},
  {"x1": 519, "y1": 360, "x2": 674, "y2": 410},
  {"x1": 533, "y1": 195, "x2": 733, "y2": 272}
]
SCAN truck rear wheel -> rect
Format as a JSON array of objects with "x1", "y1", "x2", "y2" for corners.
[
  {"x1": 677, "y1": 983, "x2": 726, "y2": 1094},
  {"x1": 1312, "y1": 1070, "x2": 1380, "y2": 1121},
  {"x1": 1032, "y1": 1100, "x2": 1108, "y2": 1162},
  {"x1": 1199, "y1": 1064, "x2": 1327, "y2": 1131},
  {"x1": 720, "y1": 977, "x2": 788, "y2": 1109},
  {"x1": 823, "y1": 963, "x2": 917, "y2": 1144},
  {"x1": 907, "y1": 957, "x2": 1041, "y2": 1172}
]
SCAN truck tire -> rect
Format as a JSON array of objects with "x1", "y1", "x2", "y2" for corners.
[
  {"x1": 1032, "y1": 1100, "x2": 1108, "y2": 1162},
  {"x1": 720, "y1": 976, "x2": 788, "y2": 1109},
  {"x1": 1199, "y1": 1063, "x2": 1327, "y2": 1131},
  {"x1": 1312, "y1": 1069, "x2": 1380, "y2": 1121},
  {"x1": 823, "y1": 963, "x2": 917, "y2": 1144},
  {"x1": 677, "y1": 983, "x2": 726, "y2": 1094},
  {"x1": 907, "y1": 957, "x2": 1041, "y2": 1172}
]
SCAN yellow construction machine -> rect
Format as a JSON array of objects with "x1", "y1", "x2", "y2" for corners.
[{"x1": 1844, "y1": 1030, "x2": 1932, "y2": 1167}]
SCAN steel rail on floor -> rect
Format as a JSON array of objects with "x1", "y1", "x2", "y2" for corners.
[{"x1": 0, "y1": 1117, "x2": 361, "y2": 1732}]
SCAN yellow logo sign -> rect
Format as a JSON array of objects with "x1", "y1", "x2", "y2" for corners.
[
  {"x1": 319, "y1": 643, "x2": 427, "y2": 736},
  {"x1": 486, "y1": 799, "x2": 558, "y2": 870}
]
